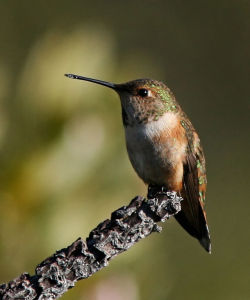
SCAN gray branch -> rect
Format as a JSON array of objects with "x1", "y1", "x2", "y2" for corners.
[{"x1": 0, "y1": 187, "x2": 182, "y2": 300}]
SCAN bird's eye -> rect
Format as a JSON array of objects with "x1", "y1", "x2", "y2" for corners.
[{"x1": 138, "y1": 88, "x2": 148, "y2": 97}]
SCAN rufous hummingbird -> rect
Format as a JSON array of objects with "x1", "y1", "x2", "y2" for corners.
[{"x1": 65, "y1": 73, "x2": 211, "y2": 253}]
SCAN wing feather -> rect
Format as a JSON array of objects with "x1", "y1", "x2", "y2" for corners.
[{"x1": 175, "y1": 128, "x2": 211, "y2": 252}]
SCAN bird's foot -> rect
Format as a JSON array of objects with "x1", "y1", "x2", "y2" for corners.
[{"x1": 147, "y1": 184, "x2": 169, "y2": 199}]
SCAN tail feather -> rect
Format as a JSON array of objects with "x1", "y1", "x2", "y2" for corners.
[
  {"x1": 175, "y1": 201, "x2": 211, "y2": 253},
  {"x1": 199, "y1": 231, "x2": 211, "y2": 253}
]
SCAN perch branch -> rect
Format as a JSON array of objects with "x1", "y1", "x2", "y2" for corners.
[{"x1": 0, "y1": 187, "x2": 182, "y2": 300}]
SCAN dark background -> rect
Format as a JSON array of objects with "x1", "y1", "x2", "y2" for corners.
[{"x1": 0, "y1": 1, "x2": 249, "y2": 299}]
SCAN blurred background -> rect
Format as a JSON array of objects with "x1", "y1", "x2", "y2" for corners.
[{"x1": 0, "y1": 1, "x2": 249, "y2": 299}]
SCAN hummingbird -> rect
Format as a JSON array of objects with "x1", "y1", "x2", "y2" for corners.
[{"x1": 65, "y1": 73, "x2": 211, "y2": 253}]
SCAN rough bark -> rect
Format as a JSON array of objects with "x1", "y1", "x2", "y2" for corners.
[{"x1": 0, "y1": 187, "x2": 182, "y2": 300}]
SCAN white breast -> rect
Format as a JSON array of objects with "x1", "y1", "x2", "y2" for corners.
[
  {"x1": 142, "y1": 112, "x2": 178, "y2": 139},
  {"x1": 124, "y1": 112, "x2": 184, "y2": 184}
]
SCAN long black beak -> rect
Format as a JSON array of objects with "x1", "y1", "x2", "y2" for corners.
[{"x1": 65, "y1": 73, "x2": 116, "y2": 90}]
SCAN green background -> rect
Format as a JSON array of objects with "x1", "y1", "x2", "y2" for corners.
[{"x1": 0, "y1": 1, "x2": 249, "y2": 299}]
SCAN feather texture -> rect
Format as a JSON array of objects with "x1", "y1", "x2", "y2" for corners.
[{"x1": 175, "y1": 125, "x2": 211, "y2": 252}]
